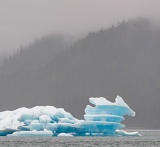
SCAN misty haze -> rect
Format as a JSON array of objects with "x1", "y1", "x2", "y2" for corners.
[{"x1": 0, "y1": 1, "x2": 160, "y2": 144}]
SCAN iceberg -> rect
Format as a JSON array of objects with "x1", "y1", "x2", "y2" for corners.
[{"x1": 0, "y1": 96, "x2": 141, "y2": 136}]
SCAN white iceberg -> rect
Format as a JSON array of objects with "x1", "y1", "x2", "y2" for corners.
[
  {"x1": 7, "y1": 130, "x2": 53, "y2": 137},
  {"x1": 0, "y1": 96, "x2": 141, "y2": 136},
  {"x1": 57, "y1": 133, "x2": 73, "y2": 137},
  {"x1": 116, "y1": 130, "x2": 142, "y2": 136}
]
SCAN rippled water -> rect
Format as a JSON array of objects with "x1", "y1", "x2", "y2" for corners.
[{"x1": 0, "y1": 130, "x2": 159, "y2": 147}]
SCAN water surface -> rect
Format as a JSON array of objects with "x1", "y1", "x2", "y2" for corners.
[{"x1": 0, "y1": 130, "x2": 159, "y2": 147}]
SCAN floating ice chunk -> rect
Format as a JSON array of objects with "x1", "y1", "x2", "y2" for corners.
[
  {"x1": 57, "y1": 133, "x2": 73, "y2": 137},
  {"x1": 116, "y1": 130, "x2": 142, "y2": 136},
  {"x1": 0, "y1": 96, "x2": 140, "y2": 137},
  {"x1": 7, "y1": 130, "x2": 53, "y2": 137}
]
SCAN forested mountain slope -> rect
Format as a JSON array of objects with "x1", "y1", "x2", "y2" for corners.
[
  {"x1": 0, "y1": 19, "x2": 160, "y2": 128},
  {"x1": 1, "y1": 34, "x2": 71, "y2": 75}
]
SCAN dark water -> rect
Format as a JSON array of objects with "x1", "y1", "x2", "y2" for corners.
[{"x1": 0, "y1": 130, "x2": 160, "y2": 147}]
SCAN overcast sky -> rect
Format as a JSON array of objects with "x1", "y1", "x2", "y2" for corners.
[{"x1": 0, "y1": 0, "x2": 160, "y2": 54}]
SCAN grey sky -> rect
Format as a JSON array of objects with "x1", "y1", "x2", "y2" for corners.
[{"x1": 0, "y1": 0, "x2": 160, "y2": 54}]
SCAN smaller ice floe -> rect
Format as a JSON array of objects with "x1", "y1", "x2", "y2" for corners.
[
  {"x1": 57, "y1": 133, "x2": 73, "y2": 137},
  {"x1": 7, "y1": 130, "x2": 53, "y2": 137},
  {"x1": 116, "y1": 130, "x2": 142, "y2": 136}
]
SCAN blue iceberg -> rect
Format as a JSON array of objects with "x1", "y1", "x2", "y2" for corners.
[{"x1": 0, "y1": 96, "x2": 141, "y2": 136}]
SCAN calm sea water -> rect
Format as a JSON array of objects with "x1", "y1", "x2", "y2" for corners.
[{"x1": 0, "y1": 130, "x2": 159, "y2": 147}]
